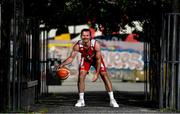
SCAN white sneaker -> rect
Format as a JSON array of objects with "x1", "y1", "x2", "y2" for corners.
[
  {"x1": 75, "y1": 100, "x2": 85, "y2": 107},
  {"x1": 110, "y1": 99, "x2": 119, "y2": 107}
]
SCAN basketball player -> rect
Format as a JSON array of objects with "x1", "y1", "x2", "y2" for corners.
[{"x1": 57, "y1": 29, "x2": 119, "y2": 107}]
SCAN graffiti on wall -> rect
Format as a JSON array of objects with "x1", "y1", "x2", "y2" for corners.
[
  {"x1": 48, "y1": 40, "x2": 144, "y2": 81},
  {"x1": 48, "y1": 40, "x2": 144, "y2": 70},
  {"x1": 102, "y1": 51, "x2": 144, "y2": 70},
  {"x1": 99, "y1": 40, "x2": 144, "y2": 70}
]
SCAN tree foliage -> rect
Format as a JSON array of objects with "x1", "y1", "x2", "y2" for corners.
[{"x1": 23, "y1": 0, "x2": 175, "y2": 31}]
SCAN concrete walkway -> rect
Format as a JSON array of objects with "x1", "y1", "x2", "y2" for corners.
[
  {"x1": 30, "y1": 78, "x2": 160, "y2": 113},
  {"x1": 48, "y1": 77, "x2": 147, "y2": 93}
]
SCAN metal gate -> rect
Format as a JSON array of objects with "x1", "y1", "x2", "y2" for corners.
[
  {"x1": 142, "y1": 12, "x2": 163, "y2": 108},
  {"x1": 160, "y1": 13, "x2": 180, "y2": 110},
  {"x1": 0, "y1": 0, "x2": 48, "y2": 112}
]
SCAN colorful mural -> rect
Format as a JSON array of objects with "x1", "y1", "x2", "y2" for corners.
[
  {"x1": 99, "y1": 40, "x2": 144, "y2": 70},
  {"x1": 48, "y1": 39, "x2": 145, "y2": 81}
]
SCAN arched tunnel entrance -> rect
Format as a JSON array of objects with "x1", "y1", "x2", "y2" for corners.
[{"x1": 0, "y1": 0, "x2": 180, "y2": 113}]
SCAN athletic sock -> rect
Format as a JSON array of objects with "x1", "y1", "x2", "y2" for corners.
[
  {"x1": 79, "y1": 92, "x2": 84, "y2": 100},
  {"x1": 108, "y1": 91, "x2": 115, "y2": 100}
]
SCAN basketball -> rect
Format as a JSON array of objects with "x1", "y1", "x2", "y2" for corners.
[{"x1": 56, "y1": 67, "x2": 70, "y2": 80}]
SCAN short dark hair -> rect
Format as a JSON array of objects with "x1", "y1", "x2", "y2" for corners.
[{"x1": 80, "y1": 28, "x2": 91, "y2": 36}]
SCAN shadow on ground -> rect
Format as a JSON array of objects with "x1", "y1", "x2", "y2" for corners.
[{"x1": 29, "y1": 91, "x2": 159, "y2": 113}]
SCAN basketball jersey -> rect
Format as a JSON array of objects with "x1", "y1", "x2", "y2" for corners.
[
  {"x1": 78, "y1": 39, "x2": 107, "y2": 72},
  {"x1": 78, "y1": 39, "x2": 96, "y2": 63}
]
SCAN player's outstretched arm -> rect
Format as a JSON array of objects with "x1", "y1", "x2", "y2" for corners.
[{"x1": 57, "y1": 43, "x2": 79, "y2": 69}]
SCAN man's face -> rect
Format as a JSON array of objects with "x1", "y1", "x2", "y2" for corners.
[{"x1": 81, "y1": 31, "x2": 91, "y2": 43}]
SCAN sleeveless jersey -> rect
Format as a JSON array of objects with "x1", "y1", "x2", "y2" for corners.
[
  {"x1": 77, "y1": 39, "x2": 107, "y2": 72},
  {"x1": 78, "y1": 39, "x2": 96, "y2": 63}
]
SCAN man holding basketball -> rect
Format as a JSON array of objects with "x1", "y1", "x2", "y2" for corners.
[{"x1": 57, "y1": 29, "x2": 119, "y2": 107}]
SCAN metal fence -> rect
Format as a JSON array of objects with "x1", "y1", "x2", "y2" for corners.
[
  {"x1": 160, "y1": 13, "x2": 180, "y2": 110},
  {"x1": 0, "y1": 0, "x2": 47, "y2": 112},
  {"x1": 144, "y1": 13, "x2": 180, "y2": 111}
]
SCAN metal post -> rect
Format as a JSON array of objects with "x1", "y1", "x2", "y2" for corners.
[
  {"x1": 144, "y1": 42, "x2": 148, "y2": 100},
  {"x1": 165, "y1": 14, "x2": 171, "y2": 108},
  {"x1": 0, "y1": 4, "x2": 1, "y2": 112},
  {"x1": 177, "y1": 14, "x2": 180, "y2": 111},
  {"x1": 12, "y1": 0, "x2": 16, "y2": 110},
  {"x1": 159, "y1": 14, "x2": 166, "y2": 108},
  {"x1": 0, "y1": 4, "x2": 1, "y2": 49},
  {"x1": 169, "y1": 14, "x2": 177, "y2": 109},
  {"x1": 46, "y1": 29, "x2": 49, "y2": 93}
]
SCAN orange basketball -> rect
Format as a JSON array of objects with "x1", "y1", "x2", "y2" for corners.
[{"x1": 56, "y1": 67, "x2": 70, "y2": 80}]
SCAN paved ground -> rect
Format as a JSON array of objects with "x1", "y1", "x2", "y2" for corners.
[
  {"x1": 29, "y1": 78, "x2": 160, "y2": 113},
  {"x1": 48, "y1": 76, "x2": 147, "y2": 93}
]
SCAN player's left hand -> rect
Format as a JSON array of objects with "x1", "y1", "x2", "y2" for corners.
[
  {"x1": 56, "y1": 64, "x2": 64, "y2": 71},
  {"x1": 92, "y1": 73, "x2": 99, "y2": 82}
]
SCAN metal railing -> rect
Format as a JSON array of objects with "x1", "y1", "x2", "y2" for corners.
[
  {"x1": 0, "y1": 0, "x2": 46, "y2": 112},
  {"x1": 160, "y1": 13, "x2": 180, "y2": 110}
]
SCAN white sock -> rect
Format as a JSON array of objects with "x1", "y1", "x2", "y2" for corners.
[
  {"x1": 108, "y1": 91, "x2": 115, "y2": 100},
  {"x1": 79, "y1": 93, "x2": 84, "y2": 100}
]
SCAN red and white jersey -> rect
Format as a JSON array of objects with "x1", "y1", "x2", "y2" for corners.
[
  {"x1": 78, "y1": 39, "x2": 96, "y2": 63},
  {"x1": 77, "y1": 39, "x2": 106, "y2": 72}
]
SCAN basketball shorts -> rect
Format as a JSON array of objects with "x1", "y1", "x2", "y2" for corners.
[{"x1": 79, "y1": 57, "x2": 107, "y2": 72}]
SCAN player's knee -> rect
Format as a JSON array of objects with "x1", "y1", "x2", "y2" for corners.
[
  {"x1": 80, "y1": 70, "x2": 88, "y2": 76},
  {"x1": 100, "y1": 71, "x2": 108, "y2": 77}
]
